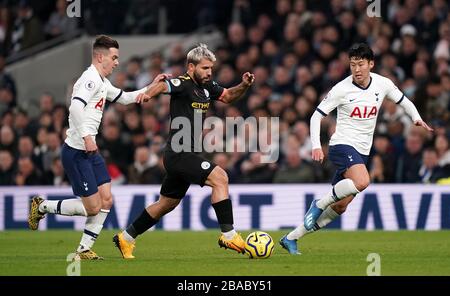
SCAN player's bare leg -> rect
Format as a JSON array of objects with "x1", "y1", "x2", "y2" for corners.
[
  {"x1": 304, "y1": 164, "x2": 369, "y2": 230},
  {"x1": 114, "y1": 195, "x2": 180, "y2": 259},
  {"x1": 205, "y1": 166, "x2": 244, "y2": 254},
  {"x1": 28, "y1": 190, "x2": 105, "y2": 259},
  {"x1": 28, "y1": 193, "x2": 95, "y2": 230},
  {"x1": 76, "y1": 183, "x2": 113, "y2": 260},
  {"x1": 282, "y1": 165, "x2": 369, "y2": 254}
]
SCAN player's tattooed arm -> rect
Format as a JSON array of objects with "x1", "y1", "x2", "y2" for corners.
[{"x1": 219, "y1": 72, "x2": 255, "y2": 104}]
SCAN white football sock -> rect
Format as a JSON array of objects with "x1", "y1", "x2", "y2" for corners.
[
  {"x1": 122, "y1": 230, "x2": 135, "y2": 243},
  {"x1": 223, "y1": 229, "x2": 237, "y2": 240},
  {"x1": 77, "y1": 209, "x2": 109, "y2": 252},
  {"x1": 287, "y1": 225, "x2": 309, "y2": 240},
  {"x1": 316, "y1": 179, "x2": 359, "y2": 210},
  {"x1": 39, "y1": 199, "x2": 87, "y2": 216},
  {"x1": 288, "y1": 206, "x2": 340, "y2": 240},
  {"x1": 316, "y1": 206, "x2": 340, "y2": 228}
]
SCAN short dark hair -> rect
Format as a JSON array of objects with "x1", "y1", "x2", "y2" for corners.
[
  {"x1": 348, "y1": 43, "x2": 374, "y2": 61},
  {"x1": 93, "y1": 35, "x2": 119, "y2": 51}
]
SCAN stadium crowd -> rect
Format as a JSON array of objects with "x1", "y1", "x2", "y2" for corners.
[{"x1": 0, "y1": 0, "x2": 449, "y2": 186}]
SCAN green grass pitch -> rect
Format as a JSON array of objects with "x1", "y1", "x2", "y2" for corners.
[{"x1": 1, "y1": 230, "x2": 449, "y2": 276}]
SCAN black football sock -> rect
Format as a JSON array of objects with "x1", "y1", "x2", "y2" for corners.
[
  {"x1": 126, "y1": 209, "x2": 159, "y2": 238},
  {"x1": 212, "y1": 199, "x2": 234, "y2": 232}
]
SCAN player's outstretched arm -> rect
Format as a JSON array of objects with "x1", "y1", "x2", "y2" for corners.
[
  {"x1": 136, "y1": 73, "x2": 171, "y2": 103},
  {"x1": 218, "y1": 72, "x2": 255, "y2": 104},
  {"x1": 111, "y1": 74, "x2": 171, "y2": 105},
  {"x1": 397, "y1": 97, "x2": 434, "y2": 133}
]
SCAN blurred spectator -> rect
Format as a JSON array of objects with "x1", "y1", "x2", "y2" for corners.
[
  {"x1": 10, "y1": 1, "x2": 45, "y2": 54},
  {"x1": 127, "y1": 146, "x2": 162, "y2": 184},
  {"x1": 41, "y1": 131, "x2": 61, "y2": 173},
  {"x1": 0, "y1": 149, "x2": 15, "y2": 185},
  {"x1": 13, "y1": 108, "x2": 36, "y2": 137},
  {"x1": 371, "y1": 134, "x2": 396, "y2": 182},
  {"x1": 0, "y1": 124, "x2": 16, "y2": 154},
  {"x1": 14, "y1": 156, "x2": 43, "y2": 185},
  {"x1": 0, "y1": 6, "x2": 11, "y2": 52},
  {"x1": 0, "y1": 54, "x2": 16, "y2": 99},
  {"x1": 39, "y1": 92, "x2": 54, "y2": 113},
  {"x1": 419, "y1": 148, "x2": 440, "y2": 183},
  {"x1": 273, "y1": 149, "x2": 315, "y2": 183},
  {"x1": 123, "y1": 0, "x2": 159, "y2": 34},
  {"x1": 17, "y1": 135, "x2": 42, "y2": 170},
  {"x1": 46, "y1": 156, "x2": 69, "y2": 186},
  {"x1": 101, "y1": 150, "x2": 126, "y2": 185},
  {"x1": 240, "y1": 152, "x2": 276, "y2": 183},
  {"x1": 1, "y1": 0, "x2": 449, "y2": 186},
  {"x1": 44, "y1": 0, "x2": 78, "y2": 39},
  {"x1": 435, "y1": 134, "x2": 450, "y2": 166},
  {"x1": 97, "y1": 123, "x2": 132, "y2": 173},
  {"x1": 51, "y1": 104, "x2": 68, "y2": 135},
  {"x1": 396, "y1": 130, "x2": 424, "y2": 183}
]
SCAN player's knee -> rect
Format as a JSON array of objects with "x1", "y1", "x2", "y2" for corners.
[
  {"x1": 353, "y1": 176, "x2": 370, "y2": 192},
  {"x1": 212, "y1": 167, "x2": 228, "y2": 187},
  {"x1": 85, "y1": 204, "x2": 101, "y2": 216},
  {"x1": 101, "y1": 194, "x2": 113, "y2": 210}
]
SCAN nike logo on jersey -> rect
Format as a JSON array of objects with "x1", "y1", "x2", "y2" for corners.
[{"x1": 349, "y1": 98, "x2": 356, "y2": 102}]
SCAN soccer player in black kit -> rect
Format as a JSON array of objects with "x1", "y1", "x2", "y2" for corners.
[{"x1": 113, "y1": 44, "x2": 255, "y2": 259}]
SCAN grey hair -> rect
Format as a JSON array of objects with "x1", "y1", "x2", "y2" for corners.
[{"x1": 186, "y1": 43, "x2": 216, "y2": 65}]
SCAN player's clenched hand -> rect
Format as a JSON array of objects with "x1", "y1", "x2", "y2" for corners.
[
  {"x1": 83, "y1": 136, "x2": 98, "y2": 155},
  {"x1": 242, "y1": 72, "x2": 255, "y2": 87},
  {"x1": 414, "y1": 120, "x2": 434, "y2": 132},
  {"x1": 312, "y1": 148, "x2": 324, "y2": 163}
]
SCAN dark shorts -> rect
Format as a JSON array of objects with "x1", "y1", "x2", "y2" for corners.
[
  {"x1": 160, "y1": 149, "x2": 216, "y2": 199},
  {"x1": 61, "y1": 143, "x2": 111, "y2": 197},
  {"x1": 328, "y1": 144, "x2": 369, "y2": 185}
]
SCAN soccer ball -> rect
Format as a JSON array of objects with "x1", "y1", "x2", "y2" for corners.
[{"x1": 244, "y1": 231, "x2": 274, "y2": 259}]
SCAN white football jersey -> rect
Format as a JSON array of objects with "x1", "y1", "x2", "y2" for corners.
[
  {"x1": 316, "y1": 72, "x2": 404, "y2": 155},
  {"x1": 65, "y1": 64, "x2": 123, "y2": 150}
]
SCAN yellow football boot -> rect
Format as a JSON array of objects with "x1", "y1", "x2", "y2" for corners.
[
  {"x1": 113, "y1": 232, "x2": 135, "y2": 259},
  {"x1": 218, "y1": 232, "x2": 245, "y2": 254},
  {"x1": 75, "y1": 249, "x2": 104, "y2": 260},
  {"x1": 28, "y1": 195, "x2": 46, "y2": 230}
]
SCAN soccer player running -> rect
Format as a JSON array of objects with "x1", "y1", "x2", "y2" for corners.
[
  {"x1": 113, "y1": 44, "x2": 255, "y2": 259},
  {"x1": 28, "y1": 35, "x2": 163, "y2": 260},
  {"x1": 280, "y1": 43, "x2": 433, "y2": 255}
]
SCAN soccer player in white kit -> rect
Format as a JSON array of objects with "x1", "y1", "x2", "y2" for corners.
[
  {"x1": 280, "y1": 43, "x2": 433, "y2": 255},
  {"x1": 28, "y1": 35, "x2": 164, "y2": 259}
]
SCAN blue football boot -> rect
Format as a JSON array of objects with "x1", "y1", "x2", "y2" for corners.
[
  {"x1": 304, "y1": 200, "x2": 323, "y2": 231},
  {"x1": 279, "y1": 234, "x2": 300, "y2": 255}
]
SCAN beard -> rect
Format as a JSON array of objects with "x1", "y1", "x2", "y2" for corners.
[{"x1": 193, "y1": 71, "x2": 210, "y2": 86}]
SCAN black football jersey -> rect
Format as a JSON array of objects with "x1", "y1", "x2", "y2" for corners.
[{"x1": 164, "y1": 73, "x2": 224, "y2": 152}]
